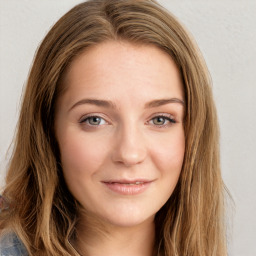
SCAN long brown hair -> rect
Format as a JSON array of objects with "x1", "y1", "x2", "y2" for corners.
[{"x1": 0, "y1": 0, "x2": 228, "y2": 255}]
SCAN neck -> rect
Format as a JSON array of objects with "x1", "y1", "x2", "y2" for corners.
[{"x1": 73, "y1": 211, "x2": 155, "y2": 256}]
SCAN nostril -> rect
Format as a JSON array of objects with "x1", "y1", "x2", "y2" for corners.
[
  {"x1": 113, "y1": 149, "x2": 146, "y2": 166},
  {"x1": 111, "y1": 145, "x2": 147, "y2": 166},
  {"x1": 111, "y1": 127, "x2": 147, "y2": 166}
]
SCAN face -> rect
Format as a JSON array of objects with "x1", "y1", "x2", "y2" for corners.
[{"x1": 55, "y1": 41, "x2": 185, "y2": 228}]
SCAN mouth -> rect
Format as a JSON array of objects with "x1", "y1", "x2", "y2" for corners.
[{"x1": 102, "y1": 179, "x2": 153, "y2": 195}]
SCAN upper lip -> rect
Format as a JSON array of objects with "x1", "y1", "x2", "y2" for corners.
[{"x1": 102, "y1": 179, "x2": 154, "y2": 184}]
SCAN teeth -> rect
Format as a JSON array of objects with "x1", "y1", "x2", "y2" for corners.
[
  {"x1": 128, "y1": 182, "x2": 142, "y2": 185},
  {"x1": 110, "y1": 181, "x2": 144, "y2": 185}
]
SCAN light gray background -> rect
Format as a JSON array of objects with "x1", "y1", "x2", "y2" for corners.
[{"x1": 0, "y1": 1, "x2": 255, "y2": 255}]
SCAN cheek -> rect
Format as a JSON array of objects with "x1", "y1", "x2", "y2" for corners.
[
  {"x1": 147, "y1": 129, "x2": 185, "y2": 209},
  {"x1": 150, "y1": 129, "x2": 185, "y2": 176},
  {"x1": 58, "y1": 129, "x2": 110, "y2": 180}
]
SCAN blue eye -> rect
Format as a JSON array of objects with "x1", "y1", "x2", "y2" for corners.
[
  {"x1": 79, "y1": 114, "x2": 175, "y2": 128},
  {"x1": 80, "y1": 116, "x2": 107, "y2": 126},
  {"x1": 150, "y1": 115, "x2": 176, "y2": 127}
]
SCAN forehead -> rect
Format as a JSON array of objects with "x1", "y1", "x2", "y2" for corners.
[{"x1": 59, "y1": 40, "x2": 184, "y2": 106}]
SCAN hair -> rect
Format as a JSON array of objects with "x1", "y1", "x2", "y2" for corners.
[{"x1": 0, "y1": 0, "x2": 228, "y2": 255}]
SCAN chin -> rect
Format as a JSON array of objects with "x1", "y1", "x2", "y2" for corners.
[
  {"x1": 97, "y1": 206, "x2": 156, "y2": 229},
  {"x1": 105, "y1": 215, "x2": 155, "y2": 229}
]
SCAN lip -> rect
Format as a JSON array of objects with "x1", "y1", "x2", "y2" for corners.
[{"x1": 102, "y1": 179, "x2": 153, "y2": 195}]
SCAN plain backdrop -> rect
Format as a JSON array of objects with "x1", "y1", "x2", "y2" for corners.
[{"x1": 0, "y1": 1, "x2": 255, "y2": 255}]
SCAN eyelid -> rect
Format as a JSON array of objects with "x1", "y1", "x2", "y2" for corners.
[
  {"x1": 147, "y1": 113, "x2": 176, "y2": 127},
  {"x1": 79, "y1": 114, "x2": 109, "y2": 125},
  {"x1": 78, "y1": 112, "x2": 176, "y2": 127},
  {"x1": 148, "y1": 112, "x2": 175, "y2": 121}
]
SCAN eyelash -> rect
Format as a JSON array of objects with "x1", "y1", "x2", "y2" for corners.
[
  {"x1": 148, "y1": 114, "x2": 176, "y2": 128},
  {"x1": 79, "y1": 114, "x2": 176, "y2": 128}
]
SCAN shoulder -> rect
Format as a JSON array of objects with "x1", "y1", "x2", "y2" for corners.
[{"x1": 0, "y1": 232, "x2": 28, "y2": 256}]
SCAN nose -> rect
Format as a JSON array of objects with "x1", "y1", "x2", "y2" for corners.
[{"x1": 111, "y1": 124, "x2": 147, "y2": 167}]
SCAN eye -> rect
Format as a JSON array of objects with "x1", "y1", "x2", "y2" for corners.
[
  {"x1": 79, "y1": 115, "x2": 107, "y2": 126},
  {"x1": 149, "y1": 115, "x2": 176, "y2": 127}
]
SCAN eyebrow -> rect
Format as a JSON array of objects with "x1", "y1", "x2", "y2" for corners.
[{"x1": 69, "y1": 98, "x2": 185, "y2": 111}]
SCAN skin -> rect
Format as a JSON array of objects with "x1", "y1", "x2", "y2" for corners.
[{"x1": 55, "y1": 40, "x2": 185, "y2": 256}]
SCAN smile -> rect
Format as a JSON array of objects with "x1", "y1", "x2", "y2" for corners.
[{"x1": 102, "y1": 179, "x2": 153, "y2": 195}]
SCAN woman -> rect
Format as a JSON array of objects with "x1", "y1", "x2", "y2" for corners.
[{"x1": 0, "y1": 0, "x2": 228, "y2": 255}]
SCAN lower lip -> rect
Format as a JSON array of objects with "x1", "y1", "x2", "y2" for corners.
[{"x1": 103, "y1": 182, "x2": 152, "y2": 195}]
